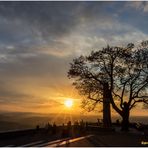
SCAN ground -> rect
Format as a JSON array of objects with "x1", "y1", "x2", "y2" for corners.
[{"x1": 0, "y1": 127, "x2": 147, "y2": 147}]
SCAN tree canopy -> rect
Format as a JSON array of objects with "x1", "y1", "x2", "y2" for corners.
[{"x1": 68, "y1": 41, "x2": 148, "y2": 130}]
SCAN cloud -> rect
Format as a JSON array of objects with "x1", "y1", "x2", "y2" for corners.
[
  {"x1": 125, "y1": 1, "x2": 144, "y2": 10},
  {"x1": 125, "y1": 1, "x2": 148, "y2": 13},
  {"x1": 0, "y1": 1, "x2": 148, "y2": 114},
  {"x1": 0, "y1": 1, "x2": 147, "y2": 59},
  {"x1": 143, "y1": 2, "x2": 148, "y2": 12},
  {"x1": 0, "y1": 2, "x2": 83, "y2": 44}
]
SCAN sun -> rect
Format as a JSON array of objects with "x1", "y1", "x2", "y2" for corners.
[{"x1": 64, "y1": 99, "x2": 73, "y2": 108}]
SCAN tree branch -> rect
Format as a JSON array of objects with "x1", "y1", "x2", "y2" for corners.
[
  {"x1": 132, "y1": 82, "x2": 148, "y2": 99},
  {"x1": 130, "y1": 98, "x2": 148, "y2": 110},
  {"x1": 88, "y1": 89, "x2": 103, "y2": 103},
  {"x1": 110, "y1": 92, "x2": 122, "y2": 116},
  {"x1": 89, "y1": 72, "x2": 103, "y2": 85}
]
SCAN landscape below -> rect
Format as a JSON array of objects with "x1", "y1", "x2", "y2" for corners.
[
  {"x1": 0, "y1": 112, "x2": 147, "y2": 132},
  {"x1": 0, "y1": 114, "x2": 147, "y2": 147}
]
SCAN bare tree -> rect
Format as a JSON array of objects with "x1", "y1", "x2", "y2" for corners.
[
  {"x1": 68, "y1": 42, "x2": 148, "y2": 131},
  {"x1": 68, "y1": 55, "x2": 112, "y2": 127}
]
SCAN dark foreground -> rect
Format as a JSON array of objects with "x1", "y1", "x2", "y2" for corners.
[{"x1": 0, "y1": 126, "x2": 147, "y2": 147}]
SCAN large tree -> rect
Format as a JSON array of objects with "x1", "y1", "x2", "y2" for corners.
[
  {"x1": 68, "y1": 55, "x2": 112, "y2": 127},
  {"x1": 68, "y1": 42, "x2": 148, "y2": 131}
]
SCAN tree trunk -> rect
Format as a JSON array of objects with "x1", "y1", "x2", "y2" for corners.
[
  {"x1": 121, "y1": 102, "x2": 130, "y2": 131},
  {"x1": 103, "y1": 83, "x2": 112, "y2": 127}
]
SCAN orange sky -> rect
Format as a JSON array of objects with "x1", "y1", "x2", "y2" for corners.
[{"x1": 0, "y1": 2, "x2": 147, "y2": 117}]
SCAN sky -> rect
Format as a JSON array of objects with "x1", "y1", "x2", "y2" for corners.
[{"x1": 0, "y1": 1, "x2": 148, "y2": 116}]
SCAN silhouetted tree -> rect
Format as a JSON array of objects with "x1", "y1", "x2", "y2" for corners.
[{"x1": 68, "y1": 41, "x2": 148, "y2": 131}]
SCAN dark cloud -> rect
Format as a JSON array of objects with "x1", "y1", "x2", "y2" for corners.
[
  {"x1": 0, "y1": 2, "x2": 80, "y2": 41},
  {"x1": 0, "y1": 1, "x2": 147, "y2": 46},
  {"x1": 0, "y1": 1, "x2": 148, "y2": 113},
  {"x1": 0, "y1": 1, "x2": 109, "y2": 45}
]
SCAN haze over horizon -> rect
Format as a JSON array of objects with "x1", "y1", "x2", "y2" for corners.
[{"x1": 0, "y1": 1, "x2": 148, "y2": 116}]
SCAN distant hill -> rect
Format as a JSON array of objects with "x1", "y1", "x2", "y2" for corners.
[
  {"x1": 0, "y1": 112, "x2": 99, "y2": 132},
  {"x1": 0, "y1": 112, "x2": 147, "y2": 132},
  {"x1": 0, "y1": 120, "x2": 32, "y2": 132}
]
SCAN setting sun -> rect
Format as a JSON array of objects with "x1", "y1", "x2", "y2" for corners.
[{"x1": 64, "y1": 99, "x2": 73, "y2": 108}]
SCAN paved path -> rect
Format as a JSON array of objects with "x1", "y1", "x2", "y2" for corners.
[
  {"x1": 1, "y1": 129, "x2": 147, "y2": 147},
  {"x1": 4, "y1": 135, "x2": 94, "y2": 147}
]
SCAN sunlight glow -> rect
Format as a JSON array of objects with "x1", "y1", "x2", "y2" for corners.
[{"x1": 64, "y1": 99, "x2": 73, "y2": 108}]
